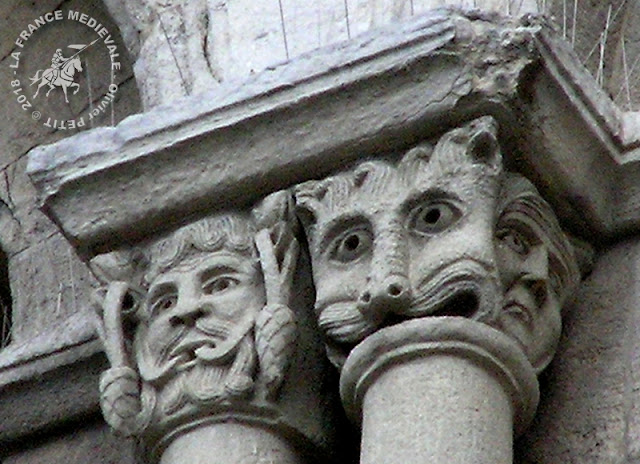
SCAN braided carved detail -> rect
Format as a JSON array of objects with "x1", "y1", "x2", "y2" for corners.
[
  {"x1": 255, "y1": 303, "x2": 297, "y2": 400},
  {"x1": 99, "y1": 366, "x2": 155, "y2": 436}
]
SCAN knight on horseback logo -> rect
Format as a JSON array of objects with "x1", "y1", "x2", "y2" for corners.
[
  {"x1": 11, "y1": 9, "x2": 121, "y2": 129},
  {"x1": 29, "y1": 40, "x2": 98, "y2": 103}
]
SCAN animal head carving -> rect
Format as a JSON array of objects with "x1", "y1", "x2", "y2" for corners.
[
  {"x1": 296, "y1": 117, "x2": 506, "y2": 368},
  {"x1": 91, "y1": 192, "x2": 298, "y2": 438},
  {"x1": 296, "y1": 117, "x2": 580, "y2": 371}
]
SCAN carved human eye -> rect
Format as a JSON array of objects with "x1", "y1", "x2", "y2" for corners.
[
  {"x1": 329, "y1": 227, "x2": 373, "y2": 263},
  {"x1": 497, "y1": 228, "x2": 530, "y2": 256},
  {"x1": 409, "y1": 202, "x2": 461, "y2": 235},
  {"x1": 149, "y1": 292, "x2": 178, "y2": 315},
  {"x1": 202, "y1": 275, "x2": 240, "y2": 294}
]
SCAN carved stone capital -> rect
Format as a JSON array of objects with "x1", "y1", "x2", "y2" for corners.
[
  {"x1": 295, "y1": 116, "x2": 582, "y2": 463},
  {"x1": 91, "y1": 192, "x2": 336, "y2": 463},
  {"x1": 25, "y1": 9, "x2": 616, "y2": 463}
]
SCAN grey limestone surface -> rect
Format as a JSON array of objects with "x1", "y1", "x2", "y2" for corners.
[{"x1": 1, "y1": 1, "x2": 640, "y2": 464}]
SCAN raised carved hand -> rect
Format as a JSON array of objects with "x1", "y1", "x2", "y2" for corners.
[
  {"x1": 91, "y1": 251, "x2": 153, "y2": 436},
  {"x1": 253, "y1": 191, "x2": 298, "y2": 400}
]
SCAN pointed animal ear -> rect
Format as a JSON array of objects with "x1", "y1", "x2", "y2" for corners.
[
  {"x1": 293, "y1": 180, "x2": 327, "y2": 239},
  {"x1": 468, "y1": 129, "x2": 499, "y2": 164},
  {"x1": 426, "y1": 116, "x2": 503, "y2": 178},
  {"x1": 466, "y1": 116, "x2": 501, "y2": 166}
]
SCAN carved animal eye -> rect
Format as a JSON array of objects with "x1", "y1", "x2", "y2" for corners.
[
  {"x1": 329, "y1": 227, "x2": 373, "y2": 263},
  {"x1": 409, "y1": 202, "x2": 460, "y2": 235},
  {"x1": 497, "y1": 229, "x2": 530, "y2": 256},
  {"x1": 202, "y1": 276, "x2": 240, "y2": 294}
]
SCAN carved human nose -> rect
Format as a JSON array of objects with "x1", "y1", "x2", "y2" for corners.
[
  {"x1": 170, "y1": 306, "x2": 206, "y2": 327},
  {"x1": 358, "y1": 222, "x2": 411, "y2": 320},
  {"x1": 169, "y1": 284, "x2": 207, "y2": 327},
  {"x1": 521, "y1": 245, "x2": 549, "y2": 282}
]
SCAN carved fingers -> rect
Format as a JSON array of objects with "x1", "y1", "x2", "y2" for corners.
[
  {"x1": 253, "y1": 191, "x2": 299, "y2": 307},
  {"x1": 100, "y1": 282, "x2": 140, "y2": 368}
]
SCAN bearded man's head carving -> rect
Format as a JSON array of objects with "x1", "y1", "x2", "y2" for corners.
[{"x1": 92, "y1": 194, "x2": 299, "y2": 444}]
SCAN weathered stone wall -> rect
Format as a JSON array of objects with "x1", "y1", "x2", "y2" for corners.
[
  {"x1": 547, "y1": 0, "x2": 639, "y2": 110},
  {"x1": 103, "y1": 0, "x2": 544, "y2": 108},
  {"x1": 518, "y1": 239, "x2": 640, "y2": 464},
  {"x1": 0, "y1": 0, "x2": 139, "y2": 461},
  {"x1": 1, "y1": 1, "x2": 639, "y2": 464}
]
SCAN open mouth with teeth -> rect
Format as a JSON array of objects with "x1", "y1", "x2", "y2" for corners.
[
  {"x1": 426, "y1": 289, "x2": 480, "y2": 318},
  {"x1": 173, "y1": 341, "x2": 227, "y2": 371},
  {"x1": 324, "y1": 283, "x2": 489, "y2": 370}
]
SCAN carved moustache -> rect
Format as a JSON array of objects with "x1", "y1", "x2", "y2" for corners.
[
  {"x1": 137, "y1": 310, "x2": 255, "y2": 383},
  {"x1": 158, "y1": 333, "x2": 257, "y2": 417},
  {"x1": 316, "y1": 258, "x2": 500, "y2": 346}
]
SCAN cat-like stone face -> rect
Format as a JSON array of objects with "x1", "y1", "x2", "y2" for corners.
[{"x1": 296, "y1": 117, "x2": 505, "y2": 367}]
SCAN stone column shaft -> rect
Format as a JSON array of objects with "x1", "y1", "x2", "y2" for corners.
[
  {"x1": 159, "y1": 423, "x2": 305, "y2": 464},
  {"x1": 341, "y1": 318, "x2": 539, "y2": 464}
]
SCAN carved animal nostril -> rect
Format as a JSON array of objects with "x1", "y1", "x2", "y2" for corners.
[{"x1": 387, "y1": 284, "x2": 403, "y2": 297}]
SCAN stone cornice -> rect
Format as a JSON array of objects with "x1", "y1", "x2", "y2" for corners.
[{"x1": 26, "y1": 9, "x2": 639, "y2": 252}]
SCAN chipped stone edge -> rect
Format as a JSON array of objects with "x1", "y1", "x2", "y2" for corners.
[{"x1": 26, "y1": 10, "x2": 640, "y2": 247}]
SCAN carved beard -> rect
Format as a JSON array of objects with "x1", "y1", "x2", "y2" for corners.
[{"x1": 140, "y1": 332, "x2": 257, "y2": 422}]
